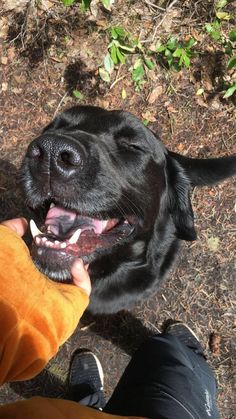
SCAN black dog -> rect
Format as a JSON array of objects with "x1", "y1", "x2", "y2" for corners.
[{"x1": 21, "y1": 106, "x2": 236, "y2": 313}]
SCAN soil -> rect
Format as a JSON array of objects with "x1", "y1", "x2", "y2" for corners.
[{"x1": 0, "y1": 1, "x2": 235, "y2": 417}]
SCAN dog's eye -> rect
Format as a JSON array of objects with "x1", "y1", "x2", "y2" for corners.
[{"x1": 119, "y1": 140, "x2": 144, "y2": 152}]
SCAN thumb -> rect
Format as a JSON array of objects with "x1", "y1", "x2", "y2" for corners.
[
  {"x1": 1, "y1": 217, "x2": 28, "y2": 237},
  {"x1": 71, "y1": 259, "x2": 91, "y2": 297}
]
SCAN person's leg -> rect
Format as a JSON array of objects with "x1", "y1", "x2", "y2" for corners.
[
  {"x1": 67, "y1": 349, "x2": 106, "y2": 410},
  {"x1": 104, "y1": 323, "x2": 220, "y2": 419}
]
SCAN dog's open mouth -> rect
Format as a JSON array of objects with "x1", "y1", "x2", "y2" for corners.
[{"x1": 30, "y1": 203, "x2": 134, "y2": 261}]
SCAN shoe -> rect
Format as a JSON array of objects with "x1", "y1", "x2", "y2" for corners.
[
  {"x1": 67, "y1": 349, "x2": 106, "y2": 410},
  {"x1": 163, "y1": 321, "x2": 204, "y2": 355}
]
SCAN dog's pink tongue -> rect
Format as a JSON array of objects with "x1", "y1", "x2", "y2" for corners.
[{"x1": 45, "y1": 206, "x2": 77, "y2": 235}]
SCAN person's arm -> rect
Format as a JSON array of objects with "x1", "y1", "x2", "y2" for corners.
[{"x1": 0, "y1": 219, "x2": 90, "y2": 385}]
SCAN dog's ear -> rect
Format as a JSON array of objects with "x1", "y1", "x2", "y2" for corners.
[{"x1": 166, "y1": 152, "x2": 197, "y2": 241}]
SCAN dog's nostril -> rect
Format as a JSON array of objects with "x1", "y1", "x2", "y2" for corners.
[
  {"x1": 27, "y1": 144, "x2": 42, "y2": 159},
  {"x1": 60, "y1": 151, "x2": 80, "y2": 167}
]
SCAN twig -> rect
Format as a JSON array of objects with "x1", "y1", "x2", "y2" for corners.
[
  {"x1": 152, "y1": 0, "x2": 179, "y2": 41},
  {"x1": 110, "y1": 73, "x2": 128, "y2": 90},
  {"x1": 144, "y1": 0, "x2": 165, "y2": 11},
  {"x1": 53, "y1": 91, "x2": 69, "y2": 118}
]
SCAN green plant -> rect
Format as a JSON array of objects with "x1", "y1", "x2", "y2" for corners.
[
  {"x1": 155, "y1": 37, "x2": 197, "y2": 71},
  {"x1": 61, "y1": 0, "x2": 112, "y2": 11},
  {"x1": 73, "y1": 90, "x2": 84, "y2": 100},
  {"x1": 205, "y1": 19, "x2": 236, "y2": 98},
  {"x1": 99, "y1": 26, "x2": 155, "y2": 88},
  {"x1": 223, "y1": 81, "x2": 236, "y2": 98}
]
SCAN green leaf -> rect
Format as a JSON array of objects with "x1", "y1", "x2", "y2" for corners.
[
  {"x1": 116, "y1": 47, "x2": 126, "y2": 64},
  {"x1": 101, "y1": 0, "x2": 111, "y2": 10},
  {"x1": 73, "y1": 90, "x2": 84, "y2": 100},
  {"x1": 216, "y1": 11, "x2": 230, "y2": 20},
  {"x1": 104, "y1": 52, "x2": 114, "y2": 74},
  {"x1": 111, "y1": 27, "x2": 118, "y2": 39},
  {"x1": 144, "y1": 57, "x2": 155, "y2": 70},
  {"x1": 227, "y1": 54, "x2": 236, "y2": 69},
  {"x1": 156, "y1": 44, "x2": 166, "y2": 53},
  {"x1": 80, "y1": 0, "x2": 91, "y2": 9},
  {"x1": 62, "y1": 0, "x2": 76, "y2": 5},
  {"x1": 132, "y1": 62, "x2": 145, "y2": 82},
  {"x1": 111, "y1": 26, "x2": 127, "y2": 39},
  {"x1": 216, "y1": 0, "x2": 228, "y2": 9},
  {"x1": 99, "y1": 67, "x2": 111, "y2": 83},
  {"x1": 183, "y1": 54, "x2": 190, "y2": 68},
  {"x1": 110, "y1": 44, "x2": 118, "y2": 64},
  {"x1": 186, "y1": 38, "x2": 196, "y2": 48},
  {"x1": 167, "y1": 37, "x2": 178, "y2": 51},
  {"x1": 172, "y1": 47, "x2": 182, "y2": 58},
  {"x1": 223, "y1": 83, "x2": 236, "y2": 98},
  {"x1": 229, "y1": 28, "x2": 236, "y2": 42}
]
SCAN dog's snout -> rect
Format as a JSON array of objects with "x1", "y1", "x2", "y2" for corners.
[{"x1": 27, "y1": 135, "x2": 82, "y2": 179}]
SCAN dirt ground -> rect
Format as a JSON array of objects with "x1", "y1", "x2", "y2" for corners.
[{"x1": 0, "y1": 0, "x2": 235, "y2": 417}]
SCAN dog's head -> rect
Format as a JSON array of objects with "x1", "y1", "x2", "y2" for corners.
[{"x1": 21, "y1": 105, "x2": 197, "y2": 282}]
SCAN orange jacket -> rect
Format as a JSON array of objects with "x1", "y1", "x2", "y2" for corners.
[{"x1": 0, "y1": 226, "x2": 141, "y2": 419}]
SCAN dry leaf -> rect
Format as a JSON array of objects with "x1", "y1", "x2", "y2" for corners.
[
  {"x1": 209, "y1": 333, "x2": 221, "y2": 356},
  {"x1": 3, "y1": 0, "x2": 29, "y2": 12},
  {"x1": 148, "y1": 86, "x2": 163, "y2": 104},
  {"x1": 0, "y1": 17, "x2": 9, "y2": 39},
  {"x1": 207, "y1": 236, "x2": 220, "y2": 252},
  {"x1": 1, "y1": 57, "x2": 8, "y2": 65},
  {"x1": 8, "y1": 46, "x2": 16, "y2": 61},
  {"x1": 38, "y1": 0, "x2": 54, "y2": 11},
  {"x1": 141, "y1": 111, "x2": 156, "y2": 122},
  {"x1": 1, "y1": 82, "x2": 8, "y2": 91},
  {"x1": 177, "y1": 143, "x2": 184, "y2": 152},
  {"x1": 195, "y1": 95, "x2": 208, "y2": 108}
]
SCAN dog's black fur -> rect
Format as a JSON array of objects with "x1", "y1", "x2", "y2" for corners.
[{"x1": 21, "y1": 106, "x2": 236, "y2": 313}]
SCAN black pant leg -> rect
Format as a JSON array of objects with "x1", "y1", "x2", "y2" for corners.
[{"x1": 104, "y1": 334, "x2": 220, "y2": 419}]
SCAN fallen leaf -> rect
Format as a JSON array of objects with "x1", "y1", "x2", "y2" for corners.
[
  {"x1": 141, "y1": 111, "x2": 156, "y2": 122},
  {"x1": 207, "y1": 236, "x2": 220, "y2": 252},
  {"x1": 148, "y1": 86, "x2": 163, "y2": 104},
  {"x1": 177, "y1": 143, "x2": 184, "y2": 152},
  {"x1": 195, "y1": 95, "x2": 208, "y2": 108},
  {"x1": 3, "y1": 0, "x2": 28, "y2": 12},
  {"x1": 1, "y1": 82, "x2": 8, "y2": 91},
  {"x1": 38, "y1": 0, "x2": 54, "y2": 11},
  {"x1": 209, "y1": 333, "x2": 221, "y2": 356},
  {"x1": 0, "y1": 17, "x2": 9, "y2": 39},
  {"x1": 1, "y1": 56, "x2": 8, "y2": 65},
  {"x1": 12, "y1": 87, "x2": 23, "y2": 94},
  {"x1": 196, "y1": 88, "x2": 204, "y2": 95},
  {"x1": 8, "y1": 46, "x2": 16, "y2": 61}
]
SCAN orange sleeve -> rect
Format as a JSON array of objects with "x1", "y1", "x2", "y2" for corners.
[
  {"x1": 0, "y1": 226, "x2": 89, "y2": 384},
  {"x1": 0, "y1": 396, "x2": 143, "y2": 419}
]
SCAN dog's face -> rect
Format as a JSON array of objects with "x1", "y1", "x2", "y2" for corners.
[
  {"x1": 21, "y1": 106, "x2": 168, "y2": 282},
  {"x1": 21, "y1": 105, "x2": 236, "y2": 313}
]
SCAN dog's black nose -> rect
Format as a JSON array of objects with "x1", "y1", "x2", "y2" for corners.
[{"x1": 27, "y1": 135, "x2": 82, "y2": 179}]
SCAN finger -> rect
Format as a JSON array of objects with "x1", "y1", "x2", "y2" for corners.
[
  {"x1": 71, "y1": 259, "x2": 91, "y2": 297},
  {"x1": 1, "y1": 218, "x2": 28, "y2": 237}
]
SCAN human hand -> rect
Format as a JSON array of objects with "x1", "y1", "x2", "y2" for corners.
[
  {"x1": 1, "y1": 217, "x2": 91, "y2": 296},
  {"x1": 0, "y1": 218, "x2": 91, "y2": 382}
]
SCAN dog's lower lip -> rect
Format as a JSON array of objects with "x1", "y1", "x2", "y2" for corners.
[{"x1": 30, "y1": 211, "x2": 135, "y2": 262}]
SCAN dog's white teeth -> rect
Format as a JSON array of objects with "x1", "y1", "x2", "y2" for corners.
[
  {"x1": 30, "y1": 219, "x2": 43, "y2": 238},
  {"x1": 60, "y1": 242, "x2": 67, "y2": 248},
  {"x1": 69, "y1": 228, "x2": 81, "y2": 244},
  {"x1": 50, "y1": 203, "x2": 55, "y2": 209}
]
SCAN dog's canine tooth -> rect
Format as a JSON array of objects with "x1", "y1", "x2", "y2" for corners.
[
  {"x1": 50, "y1": 203, "x2": 55, "y2": 209},
  {"x1": 69, "y1": 228, "x2": 81, "y2": 244},
  {"x1": 30, "y1": 219, "x2": 43, "y2": 238}
]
